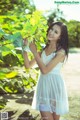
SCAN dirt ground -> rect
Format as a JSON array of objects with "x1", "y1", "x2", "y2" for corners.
[
  {"x1": 0, "y1": 53, "x2": 80, "y2": 120},
  {"x1": 62, "y1": 53, "x2": 80, "y2": 94}
]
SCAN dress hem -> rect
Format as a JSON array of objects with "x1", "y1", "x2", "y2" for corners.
[{"x1": 31, "y1": 106, "x2": 69, "y2": 115}]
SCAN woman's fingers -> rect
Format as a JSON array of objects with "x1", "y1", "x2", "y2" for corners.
[
  {"x1": 29, "y1": 41, "x2": 37, "y2": 53},
  {"x1": 30, "y1": 41, "x2": 35, "y2": 46},
  {"x1": 23, "y1": 38, "x2": 28, "y2": 46}
]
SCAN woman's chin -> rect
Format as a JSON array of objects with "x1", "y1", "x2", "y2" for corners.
[{"x1": 48, "y1": 38, "x2": 53, "y2": 41}]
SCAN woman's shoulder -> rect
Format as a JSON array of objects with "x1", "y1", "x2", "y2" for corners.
[{"x1": 56, "y1": 48, "x2": 66, "y2": 55}]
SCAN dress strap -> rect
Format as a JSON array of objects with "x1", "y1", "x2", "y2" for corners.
[{"x1": 56, "y1": 49, "x2": 66, "y2": 55}]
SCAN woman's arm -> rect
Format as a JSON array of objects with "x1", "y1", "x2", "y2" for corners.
[
  {"x1": 22, "y1": 39, "x2": 37, "y2": 69},
  {"x1": 30, "y1": 42, "x2": 65, "y2": 74},
  {"x1": 23, "y1": 51, "x2": 36, "y2": 69},
  {"x1": 34, "y1": 50, "x2": 65, "y2": 74}
]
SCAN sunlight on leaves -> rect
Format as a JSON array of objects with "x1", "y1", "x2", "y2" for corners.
[
  {"x1": 0, "y1": 72, "x2": 6, "y2": 80},
  {"x1": 4, "y1": 86, "x2": 13, "y2": 93},
  {"x1": 6, "y1": 71, "x2": 18, "y2": 79}
]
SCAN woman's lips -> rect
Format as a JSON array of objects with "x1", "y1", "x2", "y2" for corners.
[{"x1": 48, "y1": 35, "x2": 54, "y2": 38}]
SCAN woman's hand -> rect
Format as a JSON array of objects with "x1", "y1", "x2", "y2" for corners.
[
  {"x1": 29, "y1": 41, "x2": 37, "y2": 55},
  {"x1": 22, "y1": 38, "x2": 30, "y2": 52},
  {"x1": 23, "y1": 38, "x2": 28, "y2": 46}
]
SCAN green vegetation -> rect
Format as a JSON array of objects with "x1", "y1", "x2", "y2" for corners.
[{"x1": 0, "y1": 0, "x2": 80, "y2": 96}]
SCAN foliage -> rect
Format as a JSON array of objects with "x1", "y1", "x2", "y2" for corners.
[
  {"x1": 67, "y1": 20, "x2": 80, "y2": 47},
  {"x1": 0, "y1": 97, "x2": 8, "y2": 110},
  {"x1": 0, "y1": 0, "x2": 36, "y2": 15},
  {"x1": 0, "y1": 67, "x2": 39, "y2": 93},
  {"x1": 46, "y1": 7, "x2": 66, "y2": 25},
  {"x1": 0, "y1": 0, "x2": 48, "y2": 93},
  {"x1": 0, "y1": 1, "x2": 80, "y2": 94},
  {"x1": 0, "y1": 10, "x2": 48, "y2": 67}
]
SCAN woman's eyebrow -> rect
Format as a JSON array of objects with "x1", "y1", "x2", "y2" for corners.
[{"x1": 51, "y1": 27, "x2": 60, "y2": 33}]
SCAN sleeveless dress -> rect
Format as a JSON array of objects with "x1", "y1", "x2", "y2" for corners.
[{"x1": 32, "y1": 50, "x2": 69, "y2": 115}]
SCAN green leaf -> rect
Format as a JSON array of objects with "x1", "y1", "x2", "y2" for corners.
[
  {"x1": 4, "y1": 34, "x2": 13, "y2": 41},
  {"x1": 0, "y1": 29, "x2": 5, "y2": 36},
  {"x1": 27, "y1": 85, "x2": 31, "y2": 89},
  {"x1": 0, "y1": 105, "x2": 5, "y2": 109},
  {"x1": 0, "y1": 68, "x2": 10, "y2": 73},
  {"x1": 0, "y1": 46, "x2": 11, "y2": 51},
  {"x1": 12, "y1": 32, "x2": 23, "y2": 47},
  {"x1": 0, "y1": 72, "x2": 6, "y2": 80},
  {"x1": 6, "y1": 71, "x2": 18, "y2": 79},
  {"x1": 4, "y1": 86, "x2": 13, "y2": 93}
]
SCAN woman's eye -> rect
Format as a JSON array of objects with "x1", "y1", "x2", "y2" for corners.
[
  {"x1": 51, "y1": 28, "x2": 58, "y2": 33},
  {"x1": 55, "y1": 30, "x2": 58, "y2": 34}
]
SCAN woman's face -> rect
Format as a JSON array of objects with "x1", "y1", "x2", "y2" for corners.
[{"x1": 47, "y1": 24, "x2": 61, "y2": 42}]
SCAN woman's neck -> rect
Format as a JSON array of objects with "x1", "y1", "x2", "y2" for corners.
[{"x1": 48, "y1": 41, "x2": 57, "y2": 50}]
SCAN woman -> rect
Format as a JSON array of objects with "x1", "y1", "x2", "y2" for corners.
[{"x1": 23, "y1": 21, "x2": 69, "y2": 120}]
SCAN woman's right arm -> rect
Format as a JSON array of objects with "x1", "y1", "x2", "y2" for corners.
[
  {"x1": 23, "y1": 51, "x2": 36, "y2": 69},
  {"x1": 22, "y1": 39, "x2": 36, "y2": 69}
]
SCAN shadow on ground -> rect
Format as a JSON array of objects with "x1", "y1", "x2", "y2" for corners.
[{"x1": 0, "y1": 91, "x2": 40, "y2": 120}]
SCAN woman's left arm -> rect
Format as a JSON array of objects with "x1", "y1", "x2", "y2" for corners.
[{"x1": 30, "y1": 42, "x2": 65, "y2": 74}]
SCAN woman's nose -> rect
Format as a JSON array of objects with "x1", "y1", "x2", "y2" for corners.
[{"x1": 50, "y1": 30, "x2": 54, "y2": 34}]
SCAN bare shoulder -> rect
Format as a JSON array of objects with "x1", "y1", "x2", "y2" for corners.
[
  {"x1": 54, "y1": 49, "x2": 66, "y2": 62},
  {"x1": 56, "y1": 48, "x2": 66, "y2": 56}
]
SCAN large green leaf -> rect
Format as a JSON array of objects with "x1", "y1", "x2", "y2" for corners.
[
  {"x1": 4, "y1": 86, "x2": 13, "y2": 93},
  {"x1": 12, "y1": 32, "x2": 23, "y2": 47},
  {"x1": 0, "y1": 29, "x2": 5, "y2": 36},
  {"x1": 0, "y1": 46, "x2": 11, "y2": 51},
  {"x1": 0, "y1": 72, "x2": 6, "y2": 80},
  {"x1": 6, "y1": 71, "x2": 18, "y2": 79}
]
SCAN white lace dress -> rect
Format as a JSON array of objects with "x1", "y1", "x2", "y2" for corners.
[{"x1": 32, "y1": 50, "x2": 69, "y2": 115}]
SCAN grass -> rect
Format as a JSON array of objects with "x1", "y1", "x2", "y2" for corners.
[{"x1": 61, "y1": 93, "x2": 80, "y2": 120}]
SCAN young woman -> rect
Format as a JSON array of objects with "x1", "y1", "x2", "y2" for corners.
[{"x1": 23, "y1": 21, "x2": 69, "y2": 120}]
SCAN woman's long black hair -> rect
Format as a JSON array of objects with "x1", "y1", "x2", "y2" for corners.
[{"x1": 45, "y1": 21, "x2": 69, "y2": 57}]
